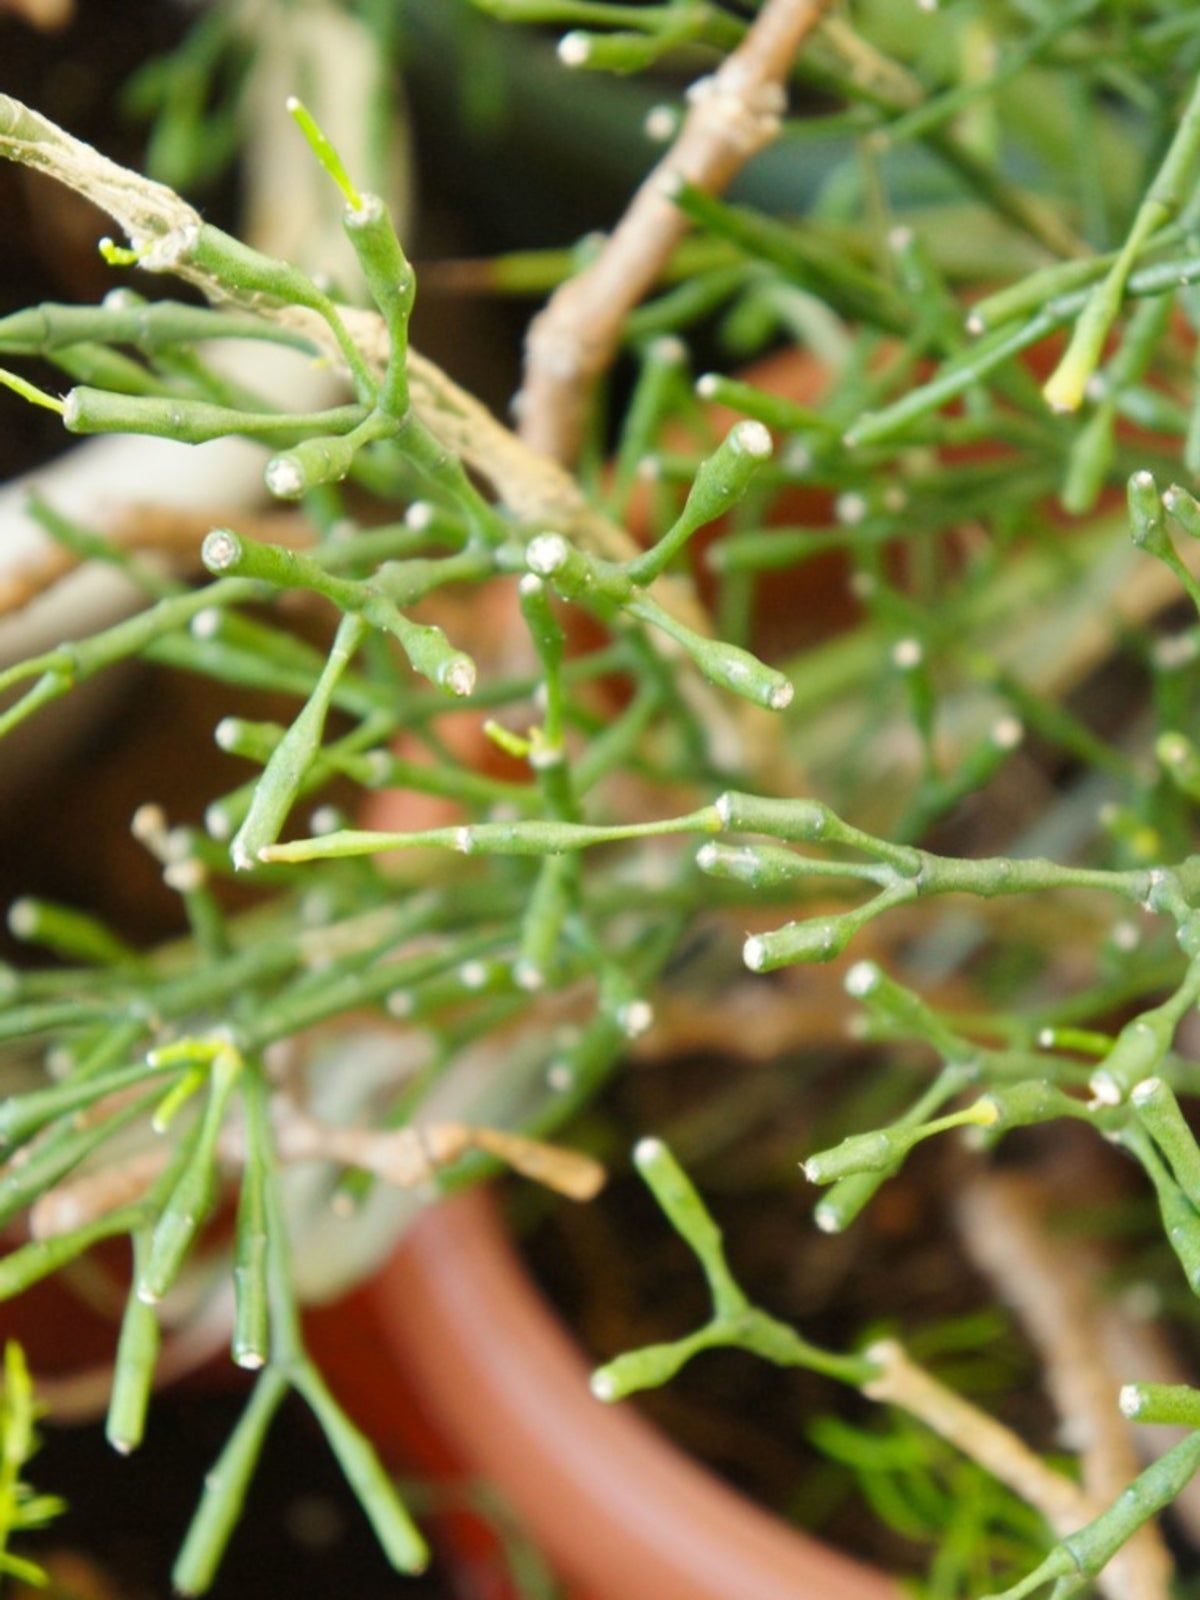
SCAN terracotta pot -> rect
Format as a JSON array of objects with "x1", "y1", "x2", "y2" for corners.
[{"x1": 367, "y1": 1187, "x2": 899, "y2": 1600}]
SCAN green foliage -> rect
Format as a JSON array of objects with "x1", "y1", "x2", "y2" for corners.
[
  {"x1": 804, "y1": 1411, "x2": 1054, "y2": 1600},
  {"x1": 0, "y1": 1344, "x2": 65, "y2": 1589},
  {"x1": 9, "y1": 0, "x2": 1200, "y2": 1593}
]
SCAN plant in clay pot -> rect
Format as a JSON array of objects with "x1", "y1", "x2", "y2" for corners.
[{"x1": 9, "y1": 2, "x2": 1200, "y2": 1596}]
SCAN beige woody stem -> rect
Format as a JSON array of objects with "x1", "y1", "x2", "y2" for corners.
[{"x1": 516, "y1": 0, "x2": 833, "y2": 466}]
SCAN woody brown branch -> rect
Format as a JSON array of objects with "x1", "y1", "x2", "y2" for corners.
[
  {"x1": 955, "y1": 1171, "x2": 1174, "y2": 1600},
  {"x1": 25, "y1": 1103, "x2": 603, "y2": 1242},
  {"x1": 862, "y1": 1339, "x2": 1160, "y2": 1600},
  {"x1": 0, "y1": 505, "x2": 308, "y2": 619},
  {"x1": 0, "y1": 94, "x2": 785, "y2": 779},
  {"x1": 515, "y1": 0, "x2": 833, "y2": 466}
]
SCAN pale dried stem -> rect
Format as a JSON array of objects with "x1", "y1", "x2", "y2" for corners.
[
  {"x1": 29, "y1": 1146, "x2": 169, "y2": 1240},
  {"x1": 1098, "y1": 1303, "x2": 1200, "y2": 1545},
  {"x1": 0, "y1": 545, "x2": 118, "y2": 619},
  {"x1": 271, "y1": 1099, "x2": 605, "y2": 1201},
  {"x1": 28, "y1": 1099, "x2": 603, "y2": 1248},
  {"x1": 864, "y1": 1339, "x2": 1113, "y2": 1556},
  {"x1": 956, "y1": 1171, "x2": 1174, "y2": 1600},
  {"x1": 516, "y1": 0, "x2": 832, "y2": 465},
  {"x1": 0, "y1": 99, "x2": 195, "y2": 255},
  {"x1": 0, "y1": 95, "x2": 696, "y2": 611},
  {"x1": 0, "y1": 505, "x2": 308, "y2": 618},
  {"x1": 0, "y1": 93, "x2": 779, "y2": 776}
]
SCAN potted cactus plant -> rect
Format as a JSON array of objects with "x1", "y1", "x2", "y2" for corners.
[{"x1": 8, "y1": 2, "x2": 1200, "y2": 1596}]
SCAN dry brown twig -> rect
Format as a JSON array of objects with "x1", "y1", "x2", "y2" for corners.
[
  {"x1": 956, "y1": 1171, "x2": 1174, "y2": 1600},
  {"x1": 0, "y1": 93, "x2": 786, "y2": 776},
  {"x1": 0, "y1": 505, "x2": 309, "y2": 618},
  {"x1": 863, "y1": 1341, "x2": 1160, "y2": 1600},
  {"x1": 864, "y1": 1337, "x2": 1098, "y2": 1531},
  {"x1": 0, "y1": 94, "x2": 699, "y2": 619},
  {"x1": 24, "y1": 1102, "x2": 604, "y2": 1245},
  {"x1": 1099, "y1": 1306, "x2": 1200, "y2": 1544},
  {"x1": 271, "y1": 1100, "x2": 605, "y2": 1202},
  {"x1": 516, "y1": 0, "x2": 833, "y2": 466},
  {"x1": 511, "y1": 1, "x2": 1081, "y2": 468},
  {"x1": 22, "y1": 1104, "x2": 603, "y2": 1419},
  {"x1": 30, "y1": 1147, "x2": 168, "y2": 1240}
]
